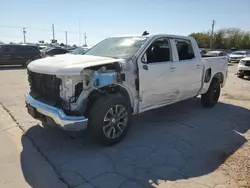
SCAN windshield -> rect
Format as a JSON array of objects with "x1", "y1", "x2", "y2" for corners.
[
  {"x1": 84, "y1": 37, "x2": 148, "y2": 58},
  {"x1": 71, "y1": 48, "x2": 87, "y2": 55},
  {"x1": 232, "y1": 51, "x2": 246, "y2": 55}
]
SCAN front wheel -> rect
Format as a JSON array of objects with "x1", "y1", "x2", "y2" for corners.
[
  {"x1": 201, "y1": 79, "x2": 221, "y2": 108},
  {"x1": 88, "y1": 94, "x2": 131, "y2": 145},
  {"x1": 237, "y1": 73, "x2": 244, "y2": 78}
]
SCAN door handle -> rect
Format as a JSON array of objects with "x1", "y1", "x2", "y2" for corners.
[
  {"x1": 170, "y1": 67, "x2": 176, "y2": 72},
  {"x1": 143, "y1": 65, "x2": 148, "y2": 70},
  {"x1": 196, "y1": 64, "x2": 200, "y2": 69}
]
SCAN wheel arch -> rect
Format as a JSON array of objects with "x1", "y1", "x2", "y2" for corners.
[
  {"x1": 212, "y1": 72, "x2": 224, "y2": 84},
  {"x1": 85, "y1": 84, "x2": 134, "y2": 117}
]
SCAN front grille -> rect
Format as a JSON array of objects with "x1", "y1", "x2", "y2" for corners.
[
  {"x1": 27, "y1": 70, "x2": 61, "y2": 105},
  {"x1": 245, "y1": 61, "x2": 250, "y2": 66}
]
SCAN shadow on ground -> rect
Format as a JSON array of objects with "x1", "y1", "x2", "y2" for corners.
[
  {"x1": 0, "y1": 65, "x2": 25, "y2": 71},
  {"x1": 0, "y1": 65, "x2": 26, "y2": 71},
  {"x1": 242, "y1": 77, "x2": 250, "y2": 81},
  {"x1": 20, "y1": 98, "x2": 250, "y2": 188}
]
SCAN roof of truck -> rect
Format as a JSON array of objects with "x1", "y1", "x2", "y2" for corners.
[{"x1": 112, "y1": 34, "x2": 193, "y2": 40}]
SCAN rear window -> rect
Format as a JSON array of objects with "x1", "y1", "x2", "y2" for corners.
[
  {"x1": 16, "y1": 46, "x2": 39, "y2": 53},
  {"x1": 175, "y1": 39, "x2": 195, "y2": 60},
  {"x1": 0, "y1": 46, "x2": 16, "y2": 53}
]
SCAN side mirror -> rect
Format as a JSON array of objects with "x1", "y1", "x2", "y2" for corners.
[{"x1": 142, "y1": 53, "x2": 148, "y2": 63}]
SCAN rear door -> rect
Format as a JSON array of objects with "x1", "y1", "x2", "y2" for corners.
[
  {"x1": 11, "y1": 46, "x2": 25, "y2": 65},
  {"x1": 173, "y1": 38, "x2": 203, "y2": 100},
  {"x1": 21, "y1": 46, "x2": 40, "y2": 61},
  {"x1": 138, "y1": 37, "x2": 178, "y2": 112},
  {"x1": 0, "y1": 45, "x2": 13, "y2": 65},
  {"x1": 0, "y1": 45, "x2": 3, "y2": 65}
]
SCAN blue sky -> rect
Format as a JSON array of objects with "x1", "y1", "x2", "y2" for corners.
[{"x1": 1, "y1": 0, "x2": 250, "y2": 46}]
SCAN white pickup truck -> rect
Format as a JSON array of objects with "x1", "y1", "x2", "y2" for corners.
[{"x1": 25, "y1": 34, "x2": 228, "y2": 145}]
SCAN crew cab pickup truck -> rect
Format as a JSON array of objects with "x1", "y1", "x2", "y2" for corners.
[{"x1": 25, "y1": 34, "x2": 228, "y2": 145}]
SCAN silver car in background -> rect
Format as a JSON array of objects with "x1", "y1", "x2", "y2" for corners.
[{"x1": 229, "y1": 51, "x2": 249, "y2": 63}]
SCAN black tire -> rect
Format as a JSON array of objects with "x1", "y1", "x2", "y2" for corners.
[
  {"x1": 237, "y1": 73, "x2": 244, "y2": 78},
  {"x1": 201, "y1": 79, "x2": 221, "y2": 108},
  {"x1": 88, "y1": 94, "x2": 131, "y2": 145}
]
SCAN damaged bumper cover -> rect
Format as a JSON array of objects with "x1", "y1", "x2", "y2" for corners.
[{"x1": 25, "y1": 93, "x2": 88, "y2": 131}]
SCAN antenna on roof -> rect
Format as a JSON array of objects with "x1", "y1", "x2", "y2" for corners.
[{"x1": 142, "y1": 31, "x2": 149, "y2": 36}]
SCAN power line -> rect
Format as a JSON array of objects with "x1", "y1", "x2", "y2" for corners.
[
  {"x1": 0, "y1": 25, "x2": 84, "y2": 34},
  {"x1": 0, "y1": 24, "x2": 87, "y2": 44}
]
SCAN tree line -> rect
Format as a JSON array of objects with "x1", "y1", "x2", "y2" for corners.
[{"x1": 189, "y1": 28, "x2": 250, "y2": 50}]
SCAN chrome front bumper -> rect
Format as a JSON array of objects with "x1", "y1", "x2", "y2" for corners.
[{"x1": 25, "y1": 93, "x2": 88, "y2": 131}]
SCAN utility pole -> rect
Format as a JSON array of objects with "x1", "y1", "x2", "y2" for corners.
[
  {"x1": 210, "y1": 20, "x2": 215, "y2": 50},
  {"x1": 84, "y1": 32, "x2": 87, "y2": 46},
  {"x1": 52, "y1": 24, "x2": 55, "y2": 40},
  {"x1": 23, "y1": 28, "x2": 26, "y2": 44},
  {"x1": 65, "y1": 31, "x2": 68, "y2": 46},
  {"x1": 79, "y1": 21, "x2": 81, "y2": 46}
]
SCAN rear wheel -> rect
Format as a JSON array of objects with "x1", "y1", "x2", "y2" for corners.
[
  {"x1": 201, "y1": 79, "x2": 221, "y2": 108},
  {"x1": 88, "y1": 94, "x2": 131, "y2": 145}
]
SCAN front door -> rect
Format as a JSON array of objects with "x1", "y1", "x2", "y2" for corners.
[{"x1": 138, "y1": 37, "x2": 178, "y2": 112}]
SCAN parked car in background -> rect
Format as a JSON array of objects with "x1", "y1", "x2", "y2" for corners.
[
  {"x1": 70, "y1": 47, "x2": 90, "y2": 55},
  {"x1": 0, "y1": 44, "x2": 42, "y2": 67},
  {"x1": 38, "y1": 45, "x2": 47, "y2": 50},
  {"x1": 41, "y1": 47, "x2": 69, "y2": 57},
  {"x1": 237, "y1": 56, "x2": 250, "y2": 78},
  {"x1": 205, "y1": 51, "x2": 228, "y2": 57},
  {"x1": 200, "y1": 49, "x2": 207, "y2": 55},
  {"x1": 229, "y1": 51, "x2": 249, "y2": 63},
  {"x1": 203, "y1": 50, "x2": 229, "y2": 61}
]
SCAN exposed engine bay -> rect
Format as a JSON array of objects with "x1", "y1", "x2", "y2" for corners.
[
  {"x1": 50, "y1": 60, "x2": 138, "y2": 116},
  {"x1": 56, "y1": 63, "x2": 119, "y2": 112}
]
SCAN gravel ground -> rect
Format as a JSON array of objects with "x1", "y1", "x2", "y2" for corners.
[{"x1": 0, "y1": 64, "x2": 249, "y2": 188}]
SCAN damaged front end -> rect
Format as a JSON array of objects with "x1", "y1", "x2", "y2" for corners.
[
  {"x1": 58, "y1": 62, "x2": 123, "y2": 116},
  {"x1": 25, "y1": 62, "x2": 126, "y2": 131}
]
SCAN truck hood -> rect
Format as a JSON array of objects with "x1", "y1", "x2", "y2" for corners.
[{"x1": 28, "y1": 54, "x2": 124, "y2": 75}]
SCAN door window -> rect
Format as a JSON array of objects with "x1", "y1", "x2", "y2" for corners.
[
  {"x1": 17, "y1": 46, "x2": 31, "y2": 53},
  {"x1": 175, "y1": 39, "x2": 195, "y2": 61},
  {"x1": 143, "y1": 38, "x2": 171, "y2": 63},
  {"x1": 1, "y1": 46, "x2": 16, "y2": 53}
]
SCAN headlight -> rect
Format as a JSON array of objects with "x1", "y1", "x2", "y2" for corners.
[{"x1": 240, "y1": 60, "x2": 246, "y2": 65}]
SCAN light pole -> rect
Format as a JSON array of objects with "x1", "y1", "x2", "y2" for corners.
[
  {"x1": 79, "y1": 21, "x2": 81, "y2": 46},
  {"x1": 52, "y1": 24, "x2": 55, "y2": 40},
  {"x1": 65, "y1": 31, "x2": 68, "y2": 46},
  {"x1": 210, "y1": 20, "x2": 215, "y2": 50},
  {"x1": 23, "y1": 28, "x2": 26, "y2": 43},
  {"x1": 84, "y1": 32, "x2": 87, "y2": 46}
]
